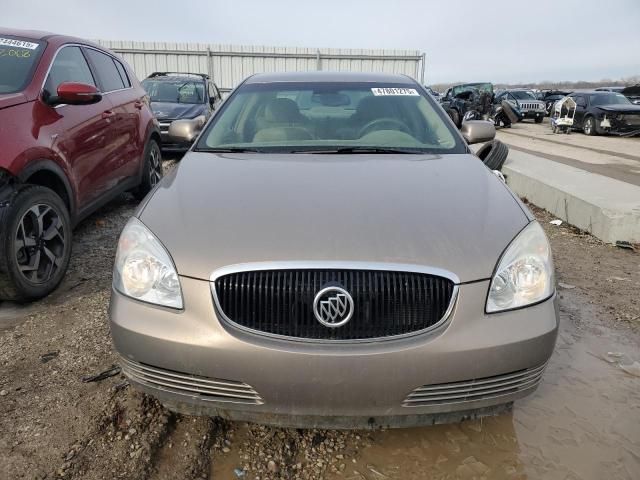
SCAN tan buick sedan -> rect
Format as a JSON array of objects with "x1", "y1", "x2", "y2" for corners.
[{"x1": 109, "y1": 72, "x2": 558, "y2": 429}]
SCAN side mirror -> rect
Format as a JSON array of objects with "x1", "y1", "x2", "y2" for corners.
[
  {"x1": 168, "y1": 118, "x2": 204, "y2": 144},
  {"x1": 460, "y1": 120, "x2": 496, "y2": 144},
  {"x1": 50, "y1": 82, "x2": 102, "y2": 106}
]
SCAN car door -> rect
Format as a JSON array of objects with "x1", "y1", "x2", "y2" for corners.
[
  {"x1": 572, "y1": 95, "x2": 587, "y2": 126},
  {"x1": 43, "y1": 45, "x2": 116, "y2": 208},
  {"x1": 84, "y1": 48, "x2": 140, "y2": 189}
]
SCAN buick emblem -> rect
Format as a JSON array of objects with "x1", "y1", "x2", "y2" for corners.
[{"x1": 313, "y1": 286, "x2": 354, "y2": 328}]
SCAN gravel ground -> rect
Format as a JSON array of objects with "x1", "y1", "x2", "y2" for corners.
[{"x1": 1, "y1": 157, "x2": 638, "y2": 480}]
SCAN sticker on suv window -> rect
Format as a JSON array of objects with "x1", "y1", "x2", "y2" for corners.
[
  {"x1": 0, "y1": 38, "x2": 39, "y2": 50},
  {"x1": 371, "y1": 88, "x2": 419, "y2": 96}
]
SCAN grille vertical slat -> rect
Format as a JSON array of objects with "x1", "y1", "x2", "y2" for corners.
[{"x1": 214, "y1": 269, "x2": 455, "y2": 341}]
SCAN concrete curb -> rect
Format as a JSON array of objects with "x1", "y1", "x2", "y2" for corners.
[{"x1": 502, "y1": 149, "x2": 640, "y2": 244}]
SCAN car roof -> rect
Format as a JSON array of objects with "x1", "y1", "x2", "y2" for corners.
[
  {"x1": 0, "y1": 27, "x2": 103, "y2": 50},
  {"x1": 244, "y1": 71, "x2": 416, "y2": 84},
  {"x1": 144, "y1": 75, "x2": 205, "y2": 82}
]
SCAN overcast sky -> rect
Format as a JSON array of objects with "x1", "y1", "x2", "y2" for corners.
[{"x1": 3, "y1": 0, "x2": 639, "y2": 84}]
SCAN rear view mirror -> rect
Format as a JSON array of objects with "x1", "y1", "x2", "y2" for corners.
[
  {"x1": 460, "y1": 120, "x2": 496, "y2": 144},
  {"x1": 52, "y1": 82, "x2": 102, "y2": 106}
]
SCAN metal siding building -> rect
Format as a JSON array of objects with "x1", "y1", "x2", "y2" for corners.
[{"x1": 97, "y1": 40, "x2": 425, "y2": 94}]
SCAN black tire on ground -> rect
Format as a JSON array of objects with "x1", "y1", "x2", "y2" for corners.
[
  {"x1": 583, "y1": 116, "x2": 597, "y2": 136},
  {"x1": 475, "y1": 140, "x2": 509, "y2": 171},
  {"x1": 535, "y1": 115, "x2": 543, "y2": 124},
  {"x1": 448, "y1": 109, "x2": 461, "y2": 129},
  {"x1": 0, "y1": 185, "x2": 72, "y2": 302},
  {"x1": 134, "y1": 139, "x2": 163, "y2": 200}
]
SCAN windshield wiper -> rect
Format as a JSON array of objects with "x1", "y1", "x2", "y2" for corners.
[
  {"x1": 195, "y1": 147, "x2": 263, "y2": 153},
  {"x1": 291, "y1": 147, "x2": 425, "y2": 154}
]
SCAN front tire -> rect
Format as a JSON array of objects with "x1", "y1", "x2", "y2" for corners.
[
  {"x1": 583, "y1": 116, "x2": 597, "y2": 136},
  {"x1": 0, "y1": 186, "x2": 72, "y2": 302},
  {"x1": 534, "y1": 115, "x2": 543, "y2": 124},
  {"x1": 134, "y1": 139, "x2": 163, "y2": 200}
]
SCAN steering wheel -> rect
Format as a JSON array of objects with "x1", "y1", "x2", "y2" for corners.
[{"x1": 358, "y1": 118, "x2": 411, "y2": 138}]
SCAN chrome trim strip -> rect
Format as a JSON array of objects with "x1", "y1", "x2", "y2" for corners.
[
  {"x1": 210, "y1": 261, "x2": 460, "y2": 284},
  {"x1": 209, "y1": 261, "x2": 460, "y2": 344}
]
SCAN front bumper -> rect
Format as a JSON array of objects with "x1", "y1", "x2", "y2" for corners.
[
  {"x1": 521, "y1": 110, "x2": 545, "y2": 120},
  {"x1": 109, "y1": 277, "x2": 559, "y2": 429}
]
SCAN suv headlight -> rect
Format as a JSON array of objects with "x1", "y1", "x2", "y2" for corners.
[
  {"x1": 486, "y1": 221, "x2": 554, "y2": 313},
  {"x1": 113, "y1": 218, "x2": 183, "y2": 309}
]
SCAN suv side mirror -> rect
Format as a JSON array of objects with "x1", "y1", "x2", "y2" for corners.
[
  {"x1": 49, "y1": 82, "x2": 102, "y2": 106},
  {"x1": 460, "y1": 120, "x2": 496, "y2": 144}
]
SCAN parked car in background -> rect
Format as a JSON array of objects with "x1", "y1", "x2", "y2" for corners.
[
  {"x1": 440, "y1": 82, "x2": 494, "y2": 127},
  {"x1": 110, "y1": 71, "x2": 559, "y2": 429},
  {"x1": 539, "y1": 90, "x2": 572, "y2": 116},
  {"x1": 0, "y1": 28, "x2": 161, "y2": 301},
  {"x1": 141, "y1": 72, "x2": 223, "y2": 152},
  {"x1": 594, "y1": 86, "x2": 625, "y2": 93},
  {"x1": 495, "y1": 89, "x2": 546, "y2": 123},
  {"x1": 424, "y1": 86, "x2": 441, "y2": 100},
  {"x1": 620, "y1": 85, "x2": 640, "y2": 105},
  {"x1": 569, "y1": 91, "x2": 640, "y2": 136}
]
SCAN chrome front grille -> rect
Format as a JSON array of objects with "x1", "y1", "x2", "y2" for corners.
[
  {"x1": 212, "y1": 266, "x2": 457, "y2": 341},
  {"x1": 403, "y1": 363, "x2": 547, "y2": 407},
  {"x1": 520, "y1": 102, "x2": 544, "y2": 111},
  {"x1": 120, "y1": 357, "x2": 264, "y2": 405},
  {"x1": 158, "y1": 121, "x2": 171, "y2": 134}
]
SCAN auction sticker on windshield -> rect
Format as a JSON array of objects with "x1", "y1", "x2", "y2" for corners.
[
  {"x1": 371, "y1": 87, "x2": 419, "y2": 96},
  {"x1": 0, "y1": 38, "x2": 40, "y2": 50}
]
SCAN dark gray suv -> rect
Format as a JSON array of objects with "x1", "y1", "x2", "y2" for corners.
[{"x1": 141, "y1": 72, "x2": 223, "y2": 152}]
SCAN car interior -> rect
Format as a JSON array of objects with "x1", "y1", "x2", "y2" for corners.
[{"x1": 205, "y1": 88, "x2": 456, "y2": 149}]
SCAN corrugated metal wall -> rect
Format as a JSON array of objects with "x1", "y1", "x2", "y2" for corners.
[{"x1": 97, "y1": 40, "x2": 425, "y2": 94}]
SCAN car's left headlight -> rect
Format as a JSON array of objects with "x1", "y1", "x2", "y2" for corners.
[
  {"x1": 113, "y1": 217, "x2": 183, "y2": 309},
  {"x1": 486, "y1": 221, "x2": 554, "y2": 313}
]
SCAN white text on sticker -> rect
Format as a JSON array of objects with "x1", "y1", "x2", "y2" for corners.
[{"x1": 371, "y1": 88, "x2": 419, "y2": 96}]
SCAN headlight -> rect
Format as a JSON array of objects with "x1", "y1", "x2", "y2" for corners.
[
  {"x1": 113, "y1": 217, "x2": 183, "y2": 309},
  {"x1": 486, "y1": 221, "x2": 554, "y2": 313}
]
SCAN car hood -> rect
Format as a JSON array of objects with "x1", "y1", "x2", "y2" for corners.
[
  {"x1": 0, "y1": 92, "x2": 28, "y2": 110},
  {"x1": 139, "y1": 152, "x2": 529, "y2": 283},
  {"x1": 150, "y1": 102, "x2": 205, "y2": 120},
  {"x1": 596, "y1": 104, "x2": 640, "y2": 113}
]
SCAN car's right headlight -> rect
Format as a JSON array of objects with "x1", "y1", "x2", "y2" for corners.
[
  {"x1": 113, "y1": 217, "x2": 183, "y2": 309},
  {"x1": 486, "y1": 221, "x2": 554, "y2": 313}
]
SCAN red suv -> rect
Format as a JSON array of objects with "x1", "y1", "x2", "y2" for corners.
[{"x1": 0, "y1": 29, "x2": 162, "y2": 302}]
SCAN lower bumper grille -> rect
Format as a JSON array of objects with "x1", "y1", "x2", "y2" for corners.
[
  {"x1": 403, "y1": 363, "x2": 547, "y2": 407},
  {"x1": 213, "y1": 268, "x2": 456, "y2": 341},
  {"x1": 120, "y1": 357, "x2": 264, "y2": 405}
]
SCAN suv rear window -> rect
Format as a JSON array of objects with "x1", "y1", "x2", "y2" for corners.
[
  {"x1": 85, "y1": 48, "x2": 126, "y2": 92},
  {"x1": 0, "y1": 36, "x2": 45, "y2": 94}
]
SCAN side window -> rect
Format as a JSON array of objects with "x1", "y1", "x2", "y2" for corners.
[
  {"x1": 44, "y1": 46, "x2": 95, "y2": 97},
  {"x1": 114, "y1": 59, "x2": 131, "y2": 88},
  {"x1": 574, "y1": 95, "x2": 586, "y2": 107},
  {"x1": 212, "y1": 83, "x2": 221, "y2": 101},
  {"x1": 84, "y1": 48, "x2": 125, "y2": 92}
]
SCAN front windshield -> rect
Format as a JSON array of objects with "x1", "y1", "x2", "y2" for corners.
[
  {"x1": 510, "y1": 91, "x2": 536, "y2": 100},
  {"x1": 0, "y1": 36, "x2": 45, "y2": 94},
  {"x1": 590, "y1": 93, "x2": 631, "y2": 106},
  {"x1": 196, "y1": 82, "x2": 463, "y2": 153},
  {"x1": 141, "y1": 79, "x2": 205, "y2": 104}
]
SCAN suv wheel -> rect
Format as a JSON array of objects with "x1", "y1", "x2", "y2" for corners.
[
  {"x1": 583, "y1": 116, "x2": 597, "y2": 136},
  {"x1": 0, "y1": 186, "x2": 72, "y2": 302},
  {"x1": 134, "y1": 139, "x2": 163, "y2": 200}
]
